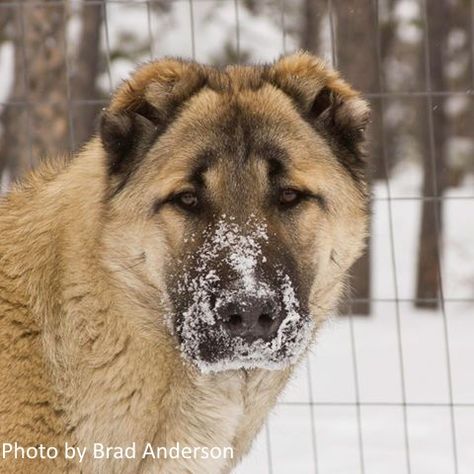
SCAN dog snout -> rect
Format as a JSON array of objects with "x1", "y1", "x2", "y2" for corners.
[{"x1": 217, "y1": 297, "x2": 283, "y2": 342}]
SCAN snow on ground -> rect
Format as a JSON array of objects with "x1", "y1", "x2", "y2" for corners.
[{"x1": 236, "y1": 165, "x2": 474, "y2": 474}]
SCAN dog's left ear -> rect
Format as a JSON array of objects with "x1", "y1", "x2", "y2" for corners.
[
  {"x1": 267, "y1": 52, "x2": 370, "y2": 168},
  {"x1": 99, "y1": 59, "x2": 207, "y2": 194}
]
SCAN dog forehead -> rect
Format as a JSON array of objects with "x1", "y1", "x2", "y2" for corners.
[{"x1": 156, "y1": 84, "x2": 311, "y2": 169}]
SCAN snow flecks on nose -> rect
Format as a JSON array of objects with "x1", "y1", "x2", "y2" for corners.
[
  {"x1": 211, "y1": 215, "x2": 268, "y2": 294},
  {"x1": 174, "y1": 215, "x2": 313, "y2": 373}
]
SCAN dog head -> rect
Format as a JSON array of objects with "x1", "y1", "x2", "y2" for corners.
[{"x1": 99, "y1": 53, "x2": 369, "y2": 373}]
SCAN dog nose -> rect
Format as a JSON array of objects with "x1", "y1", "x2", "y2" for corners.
[{"x1": 219, "y1": 298, "x2": 283, "y2": 342}]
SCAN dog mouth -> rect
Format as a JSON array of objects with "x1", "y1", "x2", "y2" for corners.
[
  {"x1": 176, "y1": 307, "x2": 313, "y2": 374},
  {"x1": 173, "y1": 275, "x2": 313, "y2": 373}
]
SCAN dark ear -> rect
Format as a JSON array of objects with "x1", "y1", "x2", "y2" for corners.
[
  {"x1": 268, "y1": 52, "x2": 370, "y2": 181},
  {"x1": 99, "y1": 59, "x2": 207, "y2": 194},
  {"x1": 99, "y1": 110, "x2": 157, "y2": 179}
]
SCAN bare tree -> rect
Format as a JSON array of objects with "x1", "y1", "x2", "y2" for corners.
[
  {"x1": 415, "y1": 0, "x2": 449, "y2": 308},
  {"x1": 71, "y1": 1, "x2": 104, "y2": 149},
  {"x1": 445, "y1": 0, "x2": 474, "y2": 185},
  {"x1": 301, "y1": 0, "x2": 323, "y2": 54},
  {"x1": 374, "y1": 0, "x2": 398, "y2": 180},
  {"x1": 333, "y1": 0, "x2": 381, "y2": 315},
  {"x1": 0, "y1": 8, "x2": 22, "y2": 181},
  {"x1": 0, "y1": 2, "x2": 70, "y2": 182}
]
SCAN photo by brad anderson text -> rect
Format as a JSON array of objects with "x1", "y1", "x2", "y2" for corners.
[{"x1": 1, "y1": 443, "x2": 234, "y2": 463}]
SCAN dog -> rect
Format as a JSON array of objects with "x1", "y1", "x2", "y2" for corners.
[{"x1": 0, "y1": 52, "x2": 369, "y2": 473}]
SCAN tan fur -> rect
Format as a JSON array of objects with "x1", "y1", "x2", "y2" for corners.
[{"x1": 0, "y1": 52, "x2": 368, "y2": 473}]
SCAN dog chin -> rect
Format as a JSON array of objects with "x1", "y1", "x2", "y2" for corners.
[{"x1": 186, "y1": 349, "x2": 297, "y2": 374}]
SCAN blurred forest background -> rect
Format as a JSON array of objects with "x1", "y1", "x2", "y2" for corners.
[{"x1": 0, "y1": 0, "x2": 473, "y2": 315}]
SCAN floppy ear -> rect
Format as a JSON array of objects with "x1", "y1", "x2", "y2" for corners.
[
  {"x1": 268, "y1": 52, "x2": 370, "y2": 181},
  {"x1": 99, "y1": 59, "x2": 207, "y2": 193}
]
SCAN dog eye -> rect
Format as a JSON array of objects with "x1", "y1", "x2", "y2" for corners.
[
  {"x1": 175, "y1": 192, "x2": 199, "y2": 210},
  {"x1": 279, "y1": 188, "x2": 302, "y2": 207}
]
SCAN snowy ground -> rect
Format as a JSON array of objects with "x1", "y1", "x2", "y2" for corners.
[{"x1": 236, "y1": 165, "x2": 474, "y2": 474}]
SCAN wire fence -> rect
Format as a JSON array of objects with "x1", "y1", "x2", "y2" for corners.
[{"x1": 0, "y1": 1, "x2": 473, "y2": 473}]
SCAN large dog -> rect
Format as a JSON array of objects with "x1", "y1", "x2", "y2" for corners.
[{"x1": 0, "y1": 52, "x2": 369, "y2": 473}]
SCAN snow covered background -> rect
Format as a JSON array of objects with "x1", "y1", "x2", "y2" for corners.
[{"x1": 1, "y1": 1, "x2": 473, "y2": 472}]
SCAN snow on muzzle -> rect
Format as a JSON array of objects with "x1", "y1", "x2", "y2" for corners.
[{"x1": 173, "y1": 216, "x2": 314, "y2": 373}]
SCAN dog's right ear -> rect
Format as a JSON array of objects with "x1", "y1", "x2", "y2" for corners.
[{"x1": 99, "y1": 59, "x2": 207, "y2": 193}]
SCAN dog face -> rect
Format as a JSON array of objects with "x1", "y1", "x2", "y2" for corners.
[{"x1": 99, "y1": 53, "x2": 369, "y2": 373}]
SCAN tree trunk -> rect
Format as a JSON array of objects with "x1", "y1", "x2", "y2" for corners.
[
  {"x1": 333, "y1": 1, "x2": 380, "y2": 315},
  {"x1": 445, "y1": 0, "x2": 473, "y2": 185},
  {"x1": 415, "y1": 1, "x2": 449, "y2": 308},
  {"x1": 0, "y1": 1, "x2": 69, "y2": 182},
  {"x1": 373, "y1": 0, "x2": 397, "y2": 181},
  {"x1": 301, "y1": 0, "x2": 323, "y2": 54},
  {"x1": 0, "y1": 7, "x2": 26, "y2": 183},
  {"x1": 71, "y1": 1, "x2": 104, "y2": 149}
]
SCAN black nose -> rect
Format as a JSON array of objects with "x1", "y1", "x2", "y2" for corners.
[{"x1": 218, "y1": 298, "x2": 283, "y2": 342}]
